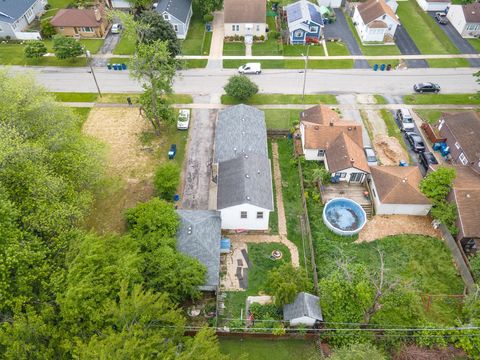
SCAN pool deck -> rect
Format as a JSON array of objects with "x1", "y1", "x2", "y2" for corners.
[{"x1": 319, "y1": 183, "x2": 372, "y2": 216}]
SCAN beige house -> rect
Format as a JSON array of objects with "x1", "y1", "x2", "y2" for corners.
[
  {"x1": 50, "y1": 6, "x2": 108, "y2": 38},
  {"x1": 224, "y1": 0, "x2": 267, "y2": 39}
]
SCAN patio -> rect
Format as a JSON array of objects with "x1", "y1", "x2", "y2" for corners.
[{"x1": 319, "y1": 182, "x2": 372, "y2": 217}]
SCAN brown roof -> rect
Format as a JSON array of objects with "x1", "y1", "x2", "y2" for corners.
[
  {"x1": 224, "y1": 0, "x2": 266, "y2": 23},
  {"x1": 451, "y1": 166, "x2": 480, "y2": 238},
  {"x1": 370, "y1": 166, "x2": 431, "y2": 205},
  {"x1": 50, "y1": 7, "x2": 105, "y2": 27},
  {"x1": 357, "y1": 0, "x2": 399, "y2": 25},
  {"x1": 442, "y1": 111, "x2": 480, "y2": 165},
  {"x1": 300, "y1": 105, "x2": 341, "y2": 126},
  {"x1": 369, "y1": 20, "x2": 388, "y2": 28},
  {"x1": 326, "y1": 132, "x2": 370, "y2": 173},
  {"x1": 462, "y1": 3, "x2": 480, "y2": 23}
]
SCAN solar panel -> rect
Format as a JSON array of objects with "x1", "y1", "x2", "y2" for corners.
[
  {"x1": 287, "y1": 3, "x2": 303, "y2": 23},
  {"x1": 308, "y1": 4, "x2": 323, "y2": 25}
]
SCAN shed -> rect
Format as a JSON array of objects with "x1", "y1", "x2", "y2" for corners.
[{"x1": 283, "y1": 292, "x2": 323, "y2": 327}]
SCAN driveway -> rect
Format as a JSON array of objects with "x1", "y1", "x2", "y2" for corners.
[
  {"x1": 394, "y1": 25, "x2": 428, "y2": 68},
  {"x1": 92, "y1": 32, "x2": 121, "y2": 67},
  {"x1": 427, "y1": 12, "x2": 480, "y2": 67},
  {"x1": 323, "y1": 9, "x2": 370, "y2": 69},
  {"x1": 181, "y1": 95, "x2": 217, "y2": 209}
]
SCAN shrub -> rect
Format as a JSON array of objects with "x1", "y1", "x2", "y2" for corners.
[
  {"x1": 40, "y1": 20, "x2": 56, "y2": 39},
  {"x1": 24, "y1": 40, "x2": 47, "y2": 58},
  {"x1": 203, "y1": 14, "x2": 214, "y2": 22},
  {"x1": 224, "y1": 75, "x2": 259, "y2": 101},
  {"x1": 52, "y1": 35, "x2": 84, "y2": 60},
  {"x1": 154, "y1": 162, "x2": 180, "y2": 200}
]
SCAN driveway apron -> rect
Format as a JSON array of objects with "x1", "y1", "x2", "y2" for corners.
[
  {"x1": 207, "y1": 10, "x2": 225, "y2": 69},
  {"x1": 92, "y1": 32, "x2": 121, "y2": 67},
  {"x1": 394, "y1": 26, "x2": 428, "y2": 68}
]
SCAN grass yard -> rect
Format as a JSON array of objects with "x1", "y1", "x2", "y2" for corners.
[
  {"x1": 219, "y1": 339, "x2": 318, "y2": 360},
  {"x1": 403, "y1": 93, "x2": 480, "y2": 105},
  {"x1": 380, "y1": 108, "x2": 409, "y2": 155},
  {"x1": 221, "y1": 93, "x2": 337, "y2": 105},
  {"x1": 283, "y1": 44, "x2": 325, "y2": 56},
  {"x1": 223, "y1": 42, "x2": 246, "y2": 56},
  {"x1": 113, "y1": 35, "x2": 135, "y2": 55},
  {"x1": 181, "y1": 7, "x2": 210, "y2": 55},
  {"x1": 415, "y1": 109, "x2": 470, "y2": 124},
  {"x1": 180, "y1": 59, "x2": 208, "y2": 68},
  {"x1": 396, "y1": 0, "x2": 459, "y2": 54},
  {"x1": 468, "y1": 39, "x2": 480, "y2": 52},
  {"x1": 326, "y1": 41, "x2": 350, "y2": 56},
  {"x1": 253, "y1": 16, "x2": 283, "y2": 56},
  {"x1": 51, "y1": 92, "x2": 193, "y2": 104},
  {"x1": 0, "y1": 44, "x2": 87, "y2": 66},
  {"x1": 72, "y1": 107, "x2": 92, "y2": 128},
  {"x1": 264, "y1": 109, "x2": 300, "y2": 129},
  {"x1": 374, "y1": 95, "x2": 388, "y2": 105},
  {"x1": 223, "y1": 59, "x2": 354, "y2": 69},
  {"x1": 268, "y1": 142, "x2": 279, "y2": 234},
  {"x1": 427, "y1": 58, "x2": 470, "y2": 68}
]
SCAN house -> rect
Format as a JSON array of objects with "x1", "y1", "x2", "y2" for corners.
[
  {"x1": 283, "y1": 292, "x2": 323, "y2": 327},
  {"x1": 299, "y1": 105, "x2": 369, "y2": 183},
  {"x1": 214, "y1": 104, "x2": 274, "y2": 231},
  {"x1": 50, "y1": 6, "x2": 108, "y2": 38},
  {"x1": 437, "y1": 112, "x2": 480, "y2": 174},
  {"x1": 447, "y1": 3, "x2": 480, "y2": 39},
  {"x1": 285, "y1": 0, "x2": 324, "y2": 45},
  {"x1": 0, "y1": 0, "x2": 45, "y2": 40},
  {"x1": 176, "y1": 210, "x2": 222, "y2": 292},
  {"x1": 224, "y1": 0, "x2": 266, "y2": 40},
  {"x1": 416, "y1": 0, "x2": 450, "y2": 12},
  {"x1": 317, "y1": 0, "x2": 342, "y2": 10},
  {"x1": 352, "y1": 0, "x2": 400, "y2": 43},
  {"x1": 106, "y1": 0, "x2": 132, "y2": 11},
  {"x1": 155, "y1": 0, "x2": 192, "y2": 39},
  {"x1": 369, "y1": 166, "x2": 432, "y2": 215}
]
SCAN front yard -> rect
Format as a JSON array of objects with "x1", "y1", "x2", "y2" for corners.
[
  {"x1": 220, "y1": 339, "x2": 318, "y2": 359},
  {"x1": 221, "y1": 93, "x2": 338, "y2": 105}
]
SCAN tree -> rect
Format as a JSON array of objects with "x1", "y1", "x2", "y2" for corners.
[
  {"x1": 52, "y1": 35, "x2": 84, "y2": 60},
  {"x1": 265, "y1": 263, "x2": 310, "y2": 306},
  {"x1": 40, "y1": 20, "x2": 56, "y2": 39},
  {"x1": 126, "y1": 0, "x2": 154, "y2": 16},
  {"x1": 154, "y1": 162, "x2": 180, "y2": 200},
  {"x1": 195, "y1": 0, "x2": 224, "y2": 16},
  {"x1": 130, "y1": 40, "x2": 177, "y2": 135},
  {"x1": 224, "y1": 75, "x2": 259, "y2": 101},
  {"x1": 177, "y1": 327, "x2": 229, "y2": 360},
  {"x1": 430, "y1": 200, "x2": 458, "y2": 235},
  {"x1": 420, "y1": 166, "x2": 456, "y2": 203},
  {"x1": 139, "y1": 10, "x2": 181, "y2": 57},
  {"x1": 329, "y1": 343, "x2": 387, "y2": 360},
  {"x1": 24, "y1": 40, "x2": 47, "y2": 58}
]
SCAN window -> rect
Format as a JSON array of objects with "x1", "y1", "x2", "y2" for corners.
[
  {"x1": 294, "y1": 30, "x2": 303, "y2": 37},
  {"x1": 372, "y1": 188, "x2": 377, "y2": 198},
  {"x1": 232, "y1": 25, "x2": 235, "y2": 31},
  {"x1": 256, "y1": 24, "x2": 260, "y2": 31},
  {"x1": 236, "y1": 25, "x2": 239, "y2": 31},
  {"x1": 309, "y1": 25, "x2": 318, "y2": 33},
  {"x1": 455, "y1": 141, "x2": 461, "y2": 150},
  {"x1": 317, "y1": 149, "x2": 325, "y2": 157},
  {"x1": 382, "y1": 14, "x2": 386, "y2": 20},
  {"x1": 240, "y1": 211, "x2": 247, "y2": 219},
  {"x1": 256, "y1": 212, "x2": 264, "y2": 219},
  {"x1": 81, "y1": 27, "x2": 93, "y2": 32},
  {"x1": 459, "y1": 153, "x2": 468, "y2": 165},
  {"x1": 335, "y1": 172, "x2": 346, "y2": 178},
  {"x1": 174, "y1": 24, "x2": 178, "y2": 32},
  {"x1": 59, "y1": 27, "x2": 64, "y2": 30},
  {"x1": 163, "y1": 13, "x2": 170, "y2": 20}
]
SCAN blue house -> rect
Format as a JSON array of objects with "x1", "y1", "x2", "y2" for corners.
[
  {"x1": 285, "y1": 0, "x2": 324, "y2": 45},
  {"x1": 155, "y1": 0, "x2": 192, "y2": 39}
]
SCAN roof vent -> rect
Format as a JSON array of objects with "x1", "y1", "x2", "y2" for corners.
[
  {"x1": 245, "y1": 174, "x2": 250, "y2": 178},
  {"x1": 348, "y1": 127, "x2": 352, "y2": 131},
  {"x1": 187, "y1": 226, "x2": 192, "y2": 235},
  {"x1": 244, "y1": 154, "x2": 249, "y2": 159},
  {"x1": 257, "y1": 170, "x2": 260, "y2": 174},
  {"x1": 466, "y1": 193, "x2": 471, "y2": 198},
  {"x1": 402, "y1": 177, "x2": 407, "y2": 183},
  {"x1": 314, "y1": 125, "x2": 319, "y2": 130},
  {"x1": 246, "y1": 196, "x2": 251, "y2": 201}
]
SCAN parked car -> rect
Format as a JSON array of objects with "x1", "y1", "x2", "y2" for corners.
[
  {"x1": 413, "y1": 83, "x2": 440, "y2": 93},
  {"x1": 364, "y1": 146, "x2": 378, "y2": 166},
  {"x1": 111, "y1": 23, "x2": 122, "y2": 34},
  {"x1": 395, "y1": 108, "x2": 415, "y2": 132},
  {"x1": 418, "y1": 151, "x2": 439, "y2": 170},
  {"x1": 176, "y1": 109, "x2": 190, "y2": 130},
  {"x1": 238, "y1": 63, "x2": 262, "y2": 74},
  {"x1": 435, "y1": 12, "x2": 448, "y2": 25},
  {"x1": 168, "y1": 144, "x2": 177, "y2": 159},
  {"x1": 406, "y1": 133, "x2": 426, "y2": 153}
]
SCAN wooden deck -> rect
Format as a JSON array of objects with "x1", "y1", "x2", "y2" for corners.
[{"x1": 319, "y1": 182, "x2": 371, "y2": 207}]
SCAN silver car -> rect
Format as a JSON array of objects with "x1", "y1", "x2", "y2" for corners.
[{"x1": 364, "y1": 146, "x2": 378, "y2": 166}]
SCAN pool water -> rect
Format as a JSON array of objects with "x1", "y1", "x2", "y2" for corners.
[
  {"x1": 325, "y1": 206, "x2": 360, "y2": 231},
  {"x1": 322, "y1": 198, "x2": 367, "y2": 236}
]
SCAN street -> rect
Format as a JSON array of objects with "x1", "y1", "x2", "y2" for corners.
[{"x1": 5, "y1": 66, "x2": 478, "y2": 95}]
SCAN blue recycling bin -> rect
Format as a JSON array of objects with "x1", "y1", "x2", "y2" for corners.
[
  {"x1": 113, "y1": 64, "x2": 118, "y2": 70},
  {"x1": 380, "y1": 64, "x2": 386, "y2": 71},
  {"x1": 174, "y1": 194, "x2": 180, "y2": 201},
  {"x1": 121, "y1": 63, "x2": 127, "y2": 70},
  {"x1": 373, "y1": 64, "x2": 378, "y2": 71}
]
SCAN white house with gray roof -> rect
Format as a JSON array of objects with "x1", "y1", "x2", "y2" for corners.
[
  {"x1": 0, "y1": 0, "x2": 46, "y2": 40},
  {"x1": 283, "y1": 292, "x2": 323, "y2": 327},
  {"x1": 155, "y1": 0, "x2": 192, "y2": 39},
  {"x1": 176, "y1": 210, "x2": 221, "y2": 292},
  {"x1": 214, "y1": 105, "x2": 274, "y2": 231}
]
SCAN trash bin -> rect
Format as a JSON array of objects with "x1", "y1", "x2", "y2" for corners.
[
  {"x1": 118, "y1": 64, "x2": 123, "y2": 70},
  {"x1": 174, "y1": 194, "x2": 180, "y2": 201},
  {"x1": 121, "y1": 63, "x2": 127, "y2": 70},
  {"x1": 107, "y1": 63, "x2": 112, "y2": 70},
  {"x1": 380, "y1": 64, "x2": 386, "y2": 71},
  {"x1": 386, "y1": 64, "x2": 392, "y2": 71},
  {"x1": 373, "y1": 64, "x2": 379, "y2": 71},
  {"x1": 113, "y1": 64, "x2": 118, "y2": 70}
]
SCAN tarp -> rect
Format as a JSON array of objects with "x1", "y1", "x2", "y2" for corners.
[{"x1": 319, "y1": 5, "x2": 331, "y2": 16}]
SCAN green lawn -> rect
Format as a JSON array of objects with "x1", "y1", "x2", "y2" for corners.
[
  {"x1": 53, "y1": 92, "x2": 98, "y2": 102},
  {"x1": 0, "y1": 44, "x2": 87, "y2": 66},
  {"x1": 415, "y1": 109, "x2": 470, "y2": 124},
  {"x1": 223, "y1": 59, "x2": 354, "y2": 69},
  {"x1": 396, "y1": 0, "x2": 459, "y2": 54},
  {"x1": 72, "y1": 107, "x2": 92, "y2": 128},
  {"x1": 380, "y1": 108, "x2": 410, "y2": 158},
  {"x1": 221, "y1": 93, "x2": 337, "y2": 105},
  {"x1": 283, "y1": 44, "x2": 325, "y2": 56},
  {"x1": 427, "y1": 58, "x2": 470, "y2": 68},
  {"x1": 468, "y1": 39, "x2": 480, "y2": 52},
  {"x1": 181, "y1": 59, "x2": 208, "y2": 68},
  {"x1": 253, "y1": 16, "x2": 283, "y2": 55},
  {"x1": 181, "y1": 7, "x2": 209, "y2": 55},
  {"x1": 268, "y1": 142, "x2": 279, "y2": 234},
  {"x1": 113, "y1": 35, "x2": 135, "y2": 55},
  {"x1": 219, "y1": 339, "x2": 318, "y2": 360},
  {"x1": 326, "y1": 41, "x2": 350, "y2": 56},
  {"x1": 223, "y1": 42, "x2": 246, "y2": 56},
  {"x1": 403, "y1": 93, "x2": 480, "y2": 105},
  {"x1": 43, "y1": 0, "x2": 72, "y2": 20},
  {"x1": 51, "y1": 92, "x2": 193, "y2": 104},
  {"x1": 264, "y1": 109, "x2": 300, "y2": 129},
  {"x1": 374, "y1": 95, "x2": 388, "y2": 105},
  {"x1": 202, "y1": 32, "x2": 213, "y2": 55}
]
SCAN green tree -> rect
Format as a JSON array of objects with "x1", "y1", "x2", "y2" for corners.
[
  {"x1": 154, "y1": 162, "x2": 180, "y2": 200},
  {"x1": 52, "y1": 35, "x2": 84, "y2": 60},
  {"x1": 195, "y1": 0, "x2": 223, "y2": 16},
  {"x1": 430, "y1": 200, "x2": 458, "y2": 235},
  {"x1": 265, "y1": 263, "x2": 310, "y2": 306},
  {"x1": 126, "y1": 0, "x2": 154, "y2": 15},
  {"x1": 140, "y1": 10, "x2": 181, "y2": 57},
  {"x1": 420, "y1": 166, "x2": 456, "y2": 203},
  {"x1": 177, "y1": 327, "x2": 229, "y2": 360},
  {"x1": 40, "y1": 20, "x2": 56, "y2": 39},
  {"x1": 24, "y1": 40, "x2": 47, "y2": 58},
  {"x1": 224, "y1": 75, "x2": 259, "y2": 101},
  {"x1": 329, "y1": 343, "x2": 387, "y2": 360}
]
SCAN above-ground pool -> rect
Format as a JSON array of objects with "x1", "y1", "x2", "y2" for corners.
[{"x1": 323, "y1": 198, "x2": 367, "y2": 236}]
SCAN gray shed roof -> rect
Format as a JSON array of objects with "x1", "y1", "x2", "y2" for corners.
[
  {"x1": 217, "y1": 153, "x2": 274, "y2": 211},
  {"x1": 0, "y1": 0, "x2": 37, "y2": 23},
  {"x1": 176, "y1": 210, "x2": 221, "y2": 291},
  {"x1": 215, "y1": 104, "x2": 268, "y2": 163},
  {"x1": 155, "y1": 0, "x2": 192, "y2": 23},
  {"x1": 283, "y1": 292, "x2": 323, "y2": 322}
]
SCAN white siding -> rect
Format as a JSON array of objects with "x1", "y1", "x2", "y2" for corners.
[
  {"x1": 290, "y1": 316, "x2": 316, "y2": 327},
  {"x1": 324, "y1": 160, "x2": 368, "y2": 183},
  {"x1": 354, "y1": 10, "x2": 398, "y2": 42},
  {"x1": 353, "y1": 7, "x2": 367, "y2": 40},
  {"x1": 219, "y1": 203, "x2": 271, "y2": 230},
  {"x1": 224, "y1": 23, "x2": 267, "y2": 37},
  {"x1": 416, "y1": 0, "x2": 450, "y2": 11},
  {"x1": 317, "y1": 0, "x2": 342, "y2": 8},
  {"x1": 447, "y1": 5, "x2": 480, "y2": 38},
  {"x1": 300, "y1": 122, "x2": 326, "y2": 161}
]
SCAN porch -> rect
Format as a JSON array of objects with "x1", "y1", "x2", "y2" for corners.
[{"x1": 319, "y1": 182, "x2": 372, "y2": 218}]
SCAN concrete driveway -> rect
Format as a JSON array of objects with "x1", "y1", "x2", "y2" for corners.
[
  {"x1": 92, "y1": 32, "x2": 121, "y2": 67},
  {"x1": 394, "y1": 26, "x2": 429, "y2": 68},
  {"x1": 323, "y1": 10, "x2": 370, "y2": 69},
  {"x1": 427, "y1": 12, "x2": 480, "y2": 67}
]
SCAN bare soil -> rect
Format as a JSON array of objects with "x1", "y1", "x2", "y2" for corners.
[{"x1": 375, "y1": 134, "x2": 409, "y2": 165}]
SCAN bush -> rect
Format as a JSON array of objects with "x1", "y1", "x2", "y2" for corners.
[
  {"x1": 249, "y1": 303, "x2": 282, "y2": 320},
  {"x1": 224, "y1": 75, "x2": 259, "y2": 101},
  {"x1": 40, "y1": 20, "x2": 56, "y2": 39},
  {"x1": 469, "y1": 254, "x2": 480, "y2": 282},
  {"x1": 154, "y1": 162, "x2": 180, "y2": 200},
  {"x1": 24, "y1": 40, "x2": 47, "y2": 58},
  {"x1": 52, "y1": 35, "x2": 84, "y2": 60},
  {"x1": 203, "y1": 14, "x2": 214, "y2": 22}
]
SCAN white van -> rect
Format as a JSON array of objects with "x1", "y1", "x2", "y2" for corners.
[
  {"x1": 238, "y1": 63, "x2": 262, "y2": 75},
  {"x1": 396, "y1": 108, "x2": 415, "y2": 132}
]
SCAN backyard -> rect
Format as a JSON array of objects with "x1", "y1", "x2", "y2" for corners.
[{"x1": 181, "y1": 8, "x2": 212, "y2": 55}]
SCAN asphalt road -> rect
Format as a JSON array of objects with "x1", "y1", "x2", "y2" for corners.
[{"x1": 7, "y1": 66, "x2": 478, "y2": 95}]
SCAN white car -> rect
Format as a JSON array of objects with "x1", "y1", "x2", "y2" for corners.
[
  {"x1": 111, "y1": 23, "x2": 122, "y2": 34},
  {"x1": 177, "y1": 109, "x2": 190, "y2": 130},
  {"x1": 238, "y1": 63, "x2": 262, "y2": 75},
  {"x1": 396, "y1": 108, "x2": 415, "y2": 132}
]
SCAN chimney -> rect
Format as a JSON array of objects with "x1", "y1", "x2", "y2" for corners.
[{"x1": 94, "y1": 7, "x2": 101, "y2": 22}]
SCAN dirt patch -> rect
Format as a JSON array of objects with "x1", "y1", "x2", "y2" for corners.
[
  {"x1": 357, "y1": 215, "x2": 441, "y2": 243},
  {"x1": 374, "y1": 134, "x2": 409, "y2": 165}
]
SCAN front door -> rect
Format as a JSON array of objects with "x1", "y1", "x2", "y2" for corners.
[{"x1": 349, "y1": 172, "x2": 364, "y2": 183}]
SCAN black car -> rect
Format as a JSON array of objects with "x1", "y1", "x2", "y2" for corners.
[
  {"x1": 418, "y1": 151, "x2": 439, "y2": 169},
  {"x1": 414, "y1": 82, "x2": 441, "y2": 93},
  {"x1": 406, "y1": 133, "x2": 426, "y2": 153},
  {"x1": 435, "y1": 12, "x2": 448, "y2": 25}
]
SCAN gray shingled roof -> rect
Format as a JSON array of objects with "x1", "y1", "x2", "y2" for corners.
[
  {"x1": 217, "y1": 153, "x2": 274, "y2": 210},
  {"x1": 215, "y1": 104, "x2": 268, "y2": 163},
  {"x1": 176, "y1": 210, "x2": 221, "y2": 291},
  {"x1": 283, "y1": 292, "x2": 323, "y2": 322},
  {"x1": 0, "y1": 0, "x2": 37, "y2": 23},
  {"x1": 155, "y1": 0, "x2": 192, "y2": 23}
]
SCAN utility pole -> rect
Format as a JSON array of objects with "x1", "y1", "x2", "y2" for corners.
[
  {"x1": 86, "y1": 50, "x2": 102, "y2": 98},
  {"x1": 301, "y1": 44, "x2": 310, "y2": 102}
]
